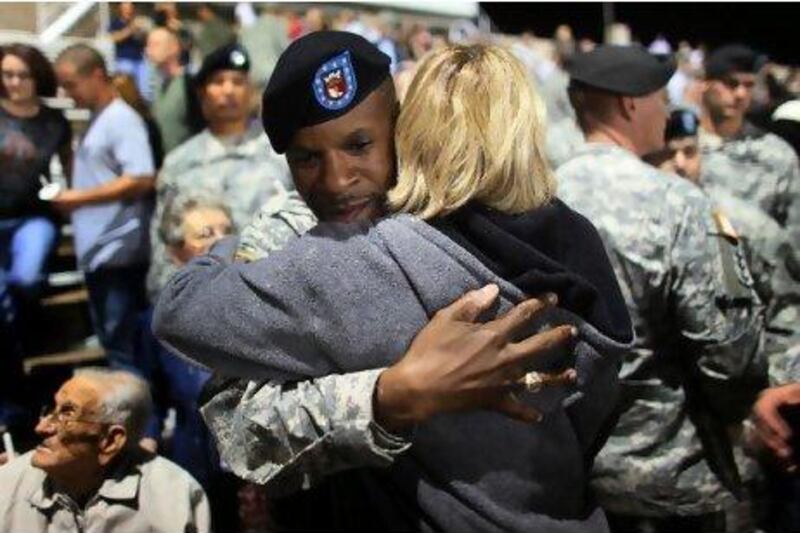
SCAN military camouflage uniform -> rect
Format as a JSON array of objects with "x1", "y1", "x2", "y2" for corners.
[
  {"x1": 706, "y1": 185, "x2": 800, "y2": 386},
  {"x1": 546, "y1": 117, "x2": 585, "y2": 169},
  {"x1": 699, "y1": 124, "x2": 800, "y2": 387},
  {"x1": 147, "y1": 122, "x2": 293, "y2": 300},
  {"x1": 537, "y1": 67, "x2": 586, "y2": 168},
  {"x1": 556, "y1": 143, "x2": 765, "y2": 519},
  {"x1": 200, "y1": 193, "x2": 411, "y2": 491},
  {"x1": 699, "y1": 123, "x2": 800, "y2": 246},
  {"x1": 232, "y1": 191, "x2": 316, "y2": 263}
]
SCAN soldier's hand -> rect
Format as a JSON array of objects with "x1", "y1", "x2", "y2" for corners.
[
  {"x1": 751, "y1": 383, "x2": 800, "y2": 473},
  {"x1": 374, "y1": 284, "x2": 577, "y2": 432}
]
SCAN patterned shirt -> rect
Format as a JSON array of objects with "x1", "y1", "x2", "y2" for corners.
[
  {"x1": 557, "y1": 142, "x2": 764, "y2": 517},
  {"x1": 147, "y1": 121, "x2": 291, "y2": 300}
]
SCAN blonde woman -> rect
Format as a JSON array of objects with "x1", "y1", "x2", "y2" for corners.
[{"x1": 156, "y1": 44, "x2": 633, "y2": 531}]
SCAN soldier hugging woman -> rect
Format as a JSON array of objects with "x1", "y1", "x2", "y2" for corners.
[{"x1": 155, "y1": 36, "x2": 635, "y2": 532}]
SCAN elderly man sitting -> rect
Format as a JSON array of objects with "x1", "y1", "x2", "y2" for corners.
[{"x1": 0, "y1": 369, "x2": 210, "y2": 532}]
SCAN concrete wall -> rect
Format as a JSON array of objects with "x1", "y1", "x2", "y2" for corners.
[{"x1": 0, "y1": 3, "x2": 38, "y2": 33}]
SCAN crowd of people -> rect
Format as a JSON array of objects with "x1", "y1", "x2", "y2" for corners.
[{"x1": 0, "y1": 2, "x2": 799, "y2": 532}]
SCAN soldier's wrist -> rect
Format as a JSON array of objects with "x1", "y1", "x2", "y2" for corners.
[{"x1": 373, "y1": 366, "x2": 430, "y2": 432}]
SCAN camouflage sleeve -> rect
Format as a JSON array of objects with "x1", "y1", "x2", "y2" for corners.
[
  {"x1": 201, "y1": 368, "x2": 410, "y2": 495},
  {"x1": 669, "y1": 185, "x2": 766, "y2": 417},
  {"x1": 199, "y1": 195, "x2": 410, "y2": 490},
  {"x1": 234, "y1": 190, "x2": 317, "y2": 262},
  {"x1": 783, "y1": 153, "x2": 800, "y2": 256}
]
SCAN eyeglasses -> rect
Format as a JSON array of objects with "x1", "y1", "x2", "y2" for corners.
[
  {"x1": 1, "y1": 70, "x2": 33, "y2": 82},
  {"x1": 39, "y1": 403, "x2": 107, "y2": 429}
]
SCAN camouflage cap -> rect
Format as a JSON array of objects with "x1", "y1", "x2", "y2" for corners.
[
  {"x1": 261, "y1": 31, "x2": 391, "y2": 154},
  {"x1": 568, "y1": 44, "x2": 675, "y2": 96}
]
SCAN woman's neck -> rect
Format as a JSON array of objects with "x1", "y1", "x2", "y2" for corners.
[{"x1": 1, "y1": 97, "x2": 40, "y2": 118}]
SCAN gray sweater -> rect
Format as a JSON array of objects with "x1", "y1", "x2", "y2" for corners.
[{"x1": 154, "y1": 211, "x2": 633, "y2": 532}]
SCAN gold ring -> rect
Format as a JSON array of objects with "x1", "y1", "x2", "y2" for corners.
[{"x1": 522, "y1": 371, "x2": 545, "y2": 393}]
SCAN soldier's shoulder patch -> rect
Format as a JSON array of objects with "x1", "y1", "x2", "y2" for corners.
[
  {"x1": 712, "y1": 209, "x2": 755, "y2": 296},
  {"x1": 712, "y1": 210, "x2": 740, "y2": 245}
]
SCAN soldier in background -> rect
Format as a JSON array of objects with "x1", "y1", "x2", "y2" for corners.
[
  {"x1": 146, "y1": 43, "x2": 291, "y2": 300},
  {"x1": 556, "y1": 45, "x2": 765, "y2": 532},
  {"x1": 646, "y1": 108, "x2": 800, "y2": 386},
  {"x1": 699, "y1": 44, "x2": 800, "y2": 249}
]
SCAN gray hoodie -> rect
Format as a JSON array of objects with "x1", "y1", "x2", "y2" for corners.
[{"x1": 154, "y1": 206, "x2": 634, "y2": 532}]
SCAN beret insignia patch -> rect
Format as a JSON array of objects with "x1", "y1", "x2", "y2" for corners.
[
  {"x1": 230, "y1": 50, "x2": 247, "y2": 67},
  {"x1": 313, "y1": 51, "x2": 357, "y2": 110}
]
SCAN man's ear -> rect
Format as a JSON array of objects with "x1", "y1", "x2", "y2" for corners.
[
  {"x1": 98, "y1": 425, "x2": 127, "y2": 466},
  {"x1": 92, "y1": 66, "x2": 107, "y2": 84},
  {"x1": 617, "y1": 95, "x2": 636, "y2": 121}
]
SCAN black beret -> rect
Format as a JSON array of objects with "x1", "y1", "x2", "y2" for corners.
[
  {"x1": 262, "y1": 31, "x2": 391, "y2": 154},
  {"x1": 568, "y1": 45, "x2": 676, "y2": 96},
  {"x1": 195, "y1": 43, "x2": 250, "y2": 86},
  {"x1": 665, "y1": 108, "x2": 700, "y2": 141},
  {"x1": 705, "y1": 44, "x2": 766, "y2": 79}
]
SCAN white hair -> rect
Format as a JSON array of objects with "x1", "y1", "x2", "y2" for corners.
[{"x1": 73, "y1": 368, "x2": 153, "y2": 446}]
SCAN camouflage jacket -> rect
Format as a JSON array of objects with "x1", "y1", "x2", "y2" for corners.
[
  {"x1": 706, "y1": 185, "x2": 800, "y2": 385},
  {"x1": 546, "y1": 117, "x2": 585, "y2": 169},
  {"x1": 699, "y1": 122, "x2": 800, "y2": 247},
  {"x1": 146, "y1": 122, "x2": 292, "y2": 301},
  {"x1": 199, "y1": 193, "x2": 411, "y2": 493},
  {"x1": 538, "y1": 67, "x2": 586, "y2": 169},
  {"x1": 556, "y1": 143, "x2": 765, "y2": 517}
]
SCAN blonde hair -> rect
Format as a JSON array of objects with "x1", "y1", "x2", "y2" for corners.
[{"x1": 388, "y1": 43, "x2": 556, "y2": 220}]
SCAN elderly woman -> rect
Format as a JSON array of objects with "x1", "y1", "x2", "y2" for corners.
[
  {"x1": 156, "y1": 44, "x2": 633, "y2": 531},
  {"x1": 138, "y1": 193, "x2": 233, "y2": 489}
]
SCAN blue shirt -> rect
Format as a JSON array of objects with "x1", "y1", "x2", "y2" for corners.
[
  {"x1": 72, "y1": 99, "x2": 154, "y2": 271},
  {"x1": 109, "y1": 17, "x2": 145, "y2": 61}
]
